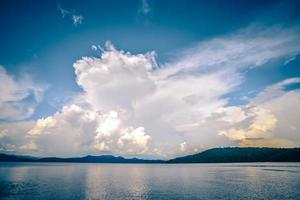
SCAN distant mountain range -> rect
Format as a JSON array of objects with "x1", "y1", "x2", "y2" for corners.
[
  {"x1": 0, "y1": 154, "x2": 164, "y2": 163},
  {"x1": 1, "y1": 147, "x2": 300, "y2": 163}
]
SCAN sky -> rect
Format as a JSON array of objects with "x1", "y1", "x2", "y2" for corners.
[{"x1": 0, "y1": 0, "x2": 300, "y2": 159}]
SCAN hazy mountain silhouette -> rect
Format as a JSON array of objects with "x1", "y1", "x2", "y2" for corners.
[
  {"x1": 0, "y1": 153, "x2": 164, "y2": 163},
  {"x1": 1, "y1": 147, "x2": 300, "y2": 163}
]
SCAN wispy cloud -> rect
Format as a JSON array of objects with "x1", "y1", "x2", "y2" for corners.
[
  {"x1": 57, "y1": 5, "x2": 83, "y2": 26},
  {"x1": 139, "y1": 0, "x2": 151, "y2": 15},
  {"x1": 72, "y1": 15, "x2": 83, "y2": 26},
  {"x1": 284, "y1": 56, "x2": 296, "y2": 65},
  {"x1": 137, "y1": 0, "x2": 152, "y2": 24},
  {"x1": 161, "y1": 26, "x2": 300, "y2": 77},
  {"x1": 57, "y1": 6, "x2": 70, "y2": 18},
  {"x1": 0, "y1": 66, "x2": 46, "y2": 121}
]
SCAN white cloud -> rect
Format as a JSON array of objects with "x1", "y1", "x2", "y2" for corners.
[
  {"x1": 180, "y1": 141, "x2": 187, "y2": 152},
  {"x1": 74, "y1": 41, "x2": 157, "y2": 111},
  {"x1": 91, "y1": 45, "x2": 98, "y2": 51},
  {"x1": 117, "y1": 127, "x2": 150, "y2": 154},
  {"x1": 0, "y1": 129, "x2": 7, "y2": 139},
  {"x1": 27, "y1": 116, "x2": 57, "y2": 137},
  {"x1": 219, "y1": 107, "x2": 277, "y2": 141},
  {"x1": 23, "y1": 104, "x2": 151, "y2": 157},
  {"x1": 284, "y1": 56, "x2": 296, "y2": 65},
  {"x1": 139, "y1": 0, "x2": 151, "y2": 15},
  {"x1": 2, "y1": 25, "x2": 300, "y2": 158},
  {"x1": 24, "y1": 104, "x2": 96, "y2": 156},
  {"x1": 160, "y1": 26, "x2": 300, "y2": 78},
  {"x1": 220, "y1": 78, "x2": 300, "y2": 147},
  {"x1": 0, "y1": 121, "x2": 35, "y2": 153},
  {"x1": 72, "y1": 15, "x2": 83, "y2": 26},
  {"x1": 0, "y1": 66, "x2": 46, "y2": 121},
  {"x1": 58, "y1": 6, "x2": 70, "y2": 18},
  {"x1": 57, "y1": 5, "x2": 83, "y2": 26}
]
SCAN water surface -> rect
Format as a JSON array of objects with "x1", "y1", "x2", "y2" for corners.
[{"x1": 0, "y1": 162, "x2": 299, "y2": 200}]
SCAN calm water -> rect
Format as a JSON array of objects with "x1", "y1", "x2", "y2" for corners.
[{"x1": 0, "y1": 162, "x2": 300, "y2": 200}]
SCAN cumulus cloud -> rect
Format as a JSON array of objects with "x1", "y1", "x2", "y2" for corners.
[
  {"x1": 180, "y1": 141, "x2": 187, "y2": 152},
  {"x1": 74, "y1": 42, "x2": 157, "y2": 111},
  {"x1": 219, "y1": 107, "x2": 277, "y2": 141},
  {"x1": 2, "y1": 26, "x2": 300, "y2": 158},
  {"x1": 0, "y1": 121, "x2": 35, "y2": 153},
  {"x1": 25, "y1": 104, "x2": 100, "y2": 156},
  {"x1": 0, "y1": 66, "x2": 46, "y2": 121},
  {"x1": 24, "y1": 104, "x2": 151, "y2": 157},
  {"x1": 220, "y1": 78, "x2": 300, "y2": 147},
  {"x1": 117, "y1": 127, "x2": 150, "y2": 154}
]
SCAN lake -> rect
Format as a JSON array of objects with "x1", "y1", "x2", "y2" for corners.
[{"x1": 0, "y1": 162, "x2": 299, "y2": 200}]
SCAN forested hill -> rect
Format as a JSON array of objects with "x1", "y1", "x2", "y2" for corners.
[{"x1": 167, "y1": 147, "x2": 300, "y2": 163}]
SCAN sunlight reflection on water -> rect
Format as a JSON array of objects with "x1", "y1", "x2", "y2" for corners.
[{"x1": 0, "y1": 162, "x2": 300, "y2": 200}]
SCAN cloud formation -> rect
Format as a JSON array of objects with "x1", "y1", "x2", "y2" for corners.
[
  {"x1": 0, "y1": 66, "x2": 45, "y2": 121},
  {"x1": 1, "y1": 26, "x2": 300, "y2": 158},
  {"x1": 220, "y1": 78, "x2": 300, "y2": 147},
  {"x1": 58, "y1": 5, "x2": 83, "y2": 26},
  {"x1": 139, "y1": 0, "x2": 151, "y2": 15}
]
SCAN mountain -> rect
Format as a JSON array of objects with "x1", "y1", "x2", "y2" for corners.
[
  {"x1": 1, "y1": 147, "x2": 300, "y2": 163},
  {"x1": 167, "y1": 147, "x2": 300, "y2": 163},
  {"x1": 37, "y1": 155, "x2": 164, "y2": 163},
  {"x1": 0, "y1": 153, "x2": 38, "y2": 162},
  {"x1": 0, "y1": 153, "x2": 164, "y2": 163}
]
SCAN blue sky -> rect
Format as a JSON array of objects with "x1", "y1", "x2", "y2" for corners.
[{"x1": 0, "y1": 0, "x2": 300, "y2": 158}]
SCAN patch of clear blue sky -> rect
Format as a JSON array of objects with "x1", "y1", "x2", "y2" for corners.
[
  {"x1": 0, "y1": 0, "x2": 299, "y2": 119},
  {"x1": 224, "y1": 56, "x2": 300, "y2": 106}
]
